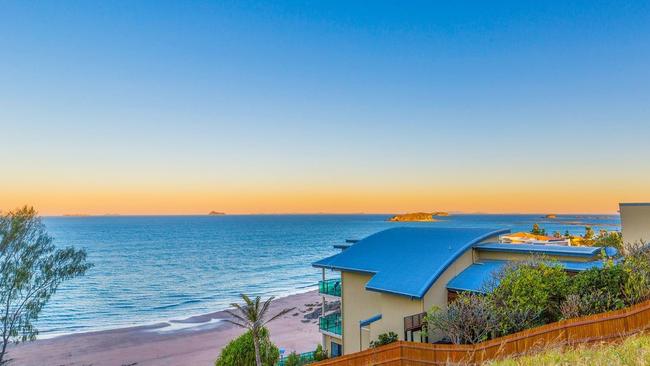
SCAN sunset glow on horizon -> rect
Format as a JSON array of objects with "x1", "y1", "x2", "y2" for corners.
[{"x1": 1, "y1": 1, "x2": 649, "y2": 216}]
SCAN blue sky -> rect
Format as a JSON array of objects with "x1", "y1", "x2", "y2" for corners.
[{"x1": 1, "y1": 1, "x2": 649, "y2": 214}]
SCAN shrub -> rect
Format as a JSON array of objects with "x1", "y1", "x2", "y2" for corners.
[
  {"x1": 284, "y1": 352, "x2": 302, "y2": 366},
  {"x1": 369, "y1": 331, "x2": 399, "y2": 348},
  {"x1": 560, "y1": 290, "x2": 616, "y2": 319},
  {"x1": 570, "y1": 264, "x2": 627, "y2": 309},
  {"x1": 215, "y1": 328, "x2": 280, "y2": 366},
  {"x1": 426, "y1": 293, "x2": 497, "y2": 344},
  {"x1": 593, "y1": 231, "x2": 624, "y2": 253},
  {"x1": 621, "y1": 246, "x2": 650, "y2": 305},
  {"x1": 488, "y1": 259, "x2": 570, "y2": 335},
  {"x1": 313, "y1": 344, "x2": 328, "y2": 361},
  {"x1": 559, "y1": 294, "x2": 584, "y2": 319}
]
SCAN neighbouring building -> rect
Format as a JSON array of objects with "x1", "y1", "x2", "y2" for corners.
[
  {"x1": 620, "y1": 203, "x2": 650, "y2": 246},
  {"x1": 312, "y1": 227, "x2": 616, "y2": 356},
  {"x1": 499, "y1": 232, "x2": 571, "y2": 245}
]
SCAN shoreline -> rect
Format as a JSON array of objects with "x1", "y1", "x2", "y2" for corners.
[
  {"x1": 9, "y1": 290, "x2": 325, "y2": 366},
  {"x1": 37, "y1": 285, "x2": 318, "y2": 340}
]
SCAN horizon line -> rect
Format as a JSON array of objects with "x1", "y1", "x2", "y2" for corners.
[{"x1": 40, "y1": 211, "x2": 621, "y2": 218}]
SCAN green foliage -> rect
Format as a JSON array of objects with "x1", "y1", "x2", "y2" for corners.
[
  {"x1": 489, "y1": 260, "x2": 569, "y2": 335},
  {"x1": 530, "y1": 224, "x2": 546, "y2": 236},
  {"x1": 223, "y1": 294, "x2": 294, "y2": 366},
  {"x1": 579, "y1": 226, "x2": 596, "y2": 246},
  {"x1": 621, "y1": 247, "x2": 650, "y2": 305},
  {"x1": 215, "y1": 328, "x2": 279, "y2": 366},
  {"x1": 426, "y1": 293, "x2": 496, "y2": 344},
  {"x1": 369, "y1": 331, "x2": 399, "y2": 348},
  {"x1": 593, "y1": 231, "x2": 624, "y2": 253},
  {"x1": 566, "y1": 265, "x2": 627, "y2": 314},
  {"x1": 0, "y1": 206, "x2": 92, "y2": 364},
  {"x1": 313, "y1": 344, "x2": 328, "y2": 361},
  {"x1": 283, "y1": 352, "x2": 302, "y2": 366}
]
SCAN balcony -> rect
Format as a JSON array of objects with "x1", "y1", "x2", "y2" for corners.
[
  {"x1": 319, "y1": 312, "x2": 342, "y2": 335},
  {"x1": 318, "y1": 278, "x2": 341, "y2": 297},
  {"x1": 277, "y1": 351, "x2": 314, "y2": 366}
]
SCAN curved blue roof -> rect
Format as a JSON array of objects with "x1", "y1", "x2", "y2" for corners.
[
  {"x1": 313, "y1": 227, "x2": 508, "y2": 298},
  {"x1": 446, "y1": 261, "x2": 506, "y2": 293}
]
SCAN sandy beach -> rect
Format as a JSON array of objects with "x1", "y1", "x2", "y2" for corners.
[{"x1": 9, "y1": 291, "x2": 327, "y2": 366}]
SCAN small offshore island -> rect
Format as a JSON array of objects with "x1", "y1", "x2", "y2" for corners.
[
  {"x1": 388, "y1": 212, "x2": 449, "y2": 222},
  {"x1": 208, "y1": 211, "x2": 226, "y2": 216}
]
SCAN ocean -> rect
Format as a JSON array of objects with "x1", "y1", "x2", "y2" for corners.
[{"x1": 39, "y1": 214, "x2": 619, "y2": 337}]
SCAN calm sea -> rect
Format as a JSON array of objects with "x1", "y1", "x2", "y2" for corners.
[{"x1": 39, "y1": 214, "x2": 619, "y2": 337}]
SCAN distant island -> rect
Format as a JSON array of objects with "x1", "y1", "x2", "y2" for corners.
[
  {"x1": 388, "y1": 212, "x2": 448, "y2": 222},
  {"x1": 208, "y1": 211, "x2": 226, "y2": 215},
  {"x1": 545, "y1": 214, "x2": 557, "y2": 219}
]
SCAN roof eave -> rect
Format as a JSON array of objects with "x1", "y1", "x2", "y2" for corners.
[{"x1": 364, "y1": 285, "x2": 423, "y2": 299}]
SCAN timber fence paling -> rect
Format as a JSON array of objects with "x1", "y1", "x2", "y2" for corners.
[{"x1": 312, "y1": 299, "x2": 650, "y2": 366}]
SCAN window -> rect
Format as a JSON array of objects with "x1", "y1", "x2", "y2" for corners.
[{"x1": 330, "y1": 341, "x2": 342, "y2": 357}]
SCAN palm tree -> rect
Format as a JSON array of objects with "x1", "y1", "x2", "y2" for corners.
[{"x1": 224, "y1": 294, "x2": 295, "y2": 366}]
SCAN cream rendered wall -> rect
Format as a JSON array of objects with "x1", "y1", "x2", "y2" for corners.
[
  {"x1": 340, "y1": 271, "x2": 423, "y2": 354},
  {"x1": 375, "y1": 291, "x2": 423, "y2": 342},
  {"x1": 422, "y1": 248, "x2": 475, "y2": 311},
  {"x1": 620, "y1": 203, "x2": 650, "y2": 246},
  {"x1": 341, "y1": 272, "x2": 379, "y2": 354}
]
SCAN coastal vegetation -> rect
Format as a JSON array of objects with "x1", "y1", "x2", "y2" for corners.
[
  {"x1": 215, "y1": 328, "x2": 279, "y2": 366},
  {"x1": 387, "y1": 212, "x2": 448, "y2": 222},
  {"x1": 279, "y1": 344, "x2": 328, "y2": 366},
  {"x1": 425, "y1": 247, "x2": 650, "y2": 345},
  {"x1": 223, "y1": 294, "x2": 294, "y2": 366},
  {"x1": 530, "y1": 224, "x2": 547, "y2": 236},
  {"x1": 369, "y1": 331, "x2": 398, "y2": 348},
  {"x1": 0, "y1": 206, "x2": 92, "y2": 364},
  {"x1": 283, "y1": 352, "x2": 302, "y2": 366}
]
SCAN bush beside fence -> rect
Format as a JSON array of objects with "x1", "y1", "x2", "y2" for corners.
[{"x1": 312, "y1": 298, "x2": 650, "y2": 365}]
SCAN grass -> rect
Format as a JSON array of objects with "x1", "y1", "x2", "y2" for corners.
[{"x1": 487, "y1": 334, "x2": 650, "y2": 366}]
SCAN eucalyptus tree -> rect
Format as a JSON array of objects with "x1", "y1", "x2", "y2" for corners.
[
  {"x1": 0, "y1": 206, "x2": 92, "y2": 364},
  {"x1": 224, "y1": 294, "x2": 295, "y2": 366}
]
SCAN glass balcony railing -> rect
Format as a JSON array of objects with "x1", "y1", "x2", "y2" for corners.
[
  {"x1": 318, "y1": 278, "x2": 341, "y2": 297},
  {"x1": 277, "y1": 351, "x2": 314, "y2": 366},
  {"x1": 319, "y1": 312, "x2": 342, "y2": 335}
]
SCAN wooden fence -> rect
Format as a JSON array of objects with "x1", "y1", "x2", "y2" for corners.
[{"x1": 312, "y1": 298, "x2": 650, "y2": 365}]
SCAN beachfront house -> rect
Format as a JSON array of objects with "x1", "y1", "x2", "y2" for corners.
[{"x1": 312, "y1": 226, "x2": 616, "y2": 356}]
